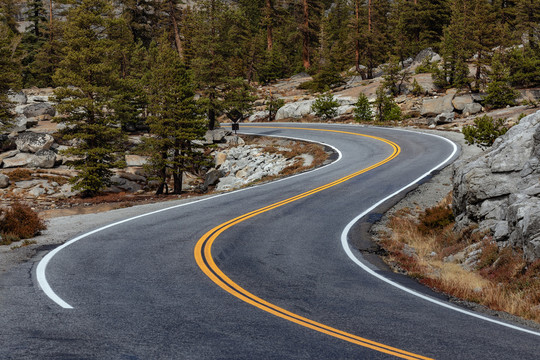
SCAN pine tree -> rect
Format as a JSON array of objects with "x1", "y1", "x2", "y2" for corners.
[
  {"x1": 0, "y1": 20, "x2": 21, "y2": 131},
  {"x1": 188, "y1": 0, "x2": 244, "y2": 130},
  {"x1": 53, "y1": 0, "x2": 128, "y2": 196},
  {"x1": 360, "y1": 0, "x2": 392, "y2": 79},
  {"x1": 143, "y1": 36, "x2": 207, "y2": 195},
  {"x1": 298, "y1": 0, "x2": 324, "y2": 71},
  {"x1": 413, "y1": 0, "x2": 451, "y2": 52},
  {"x1": 516, "y1": 0, "x2": 540, "y2": 48},
  {"x1": 469, "y1": 0, "x2": 500, "y2": 91},
  {"x1": 485, "y1": 52, "x2": 519, "y2": 109},
  {"x1": 437, "y1": 0, "x2": 474, "y2": 89},
  {"x1": 320, "y1": 0, "x2": 350, "y2": 71},
  {"x1": 21, "y1": 0, "x2": 49, "y2": 87},
  {"x1": 0, "y1": 0, "x2": 20, "y2": 34},
  {"x1": 120, "y1": 0, "x2": 161, "y2": 47}
]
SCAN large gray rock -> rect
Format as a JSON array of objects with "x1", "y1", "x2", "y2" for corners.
[
  {"x1": 2, "y1": 153, "x2": 33, "y2": 168},
  {"x1": 7, "y1": 91, "x2": 27, "y2": 104},
  {"x1": 15, "y1": 132, "x2": 54, "y2": 153},
  {"x1": 275, "y1": 96, "x2": 356, "y2": 120},
  {"x1": 0, "y1": 173, "x2": 9, "y2": 188},
  {"x1": 421, "y1": 92, "x2": 455, "y2": 117},
  {"x1": 414, "y1": 48, "x2": 440, "y2": 64},
  {"x1": 275, "y1": 99, "x2": 315, "y2": 120},
  {"x1": 453, "y1": 110, "x2": 540, "y2": 261},
  {"x1": 452, "y1": 95, "x2": 473, "y2": 111},
  {"x1": 463, "y1": 103, "x2": 483, "y2": 116},
  {"x1": 204, "y1": 128, "x2": 232, "y2": 144},
  {"x1": 28, "y1": 149, "x2": 56, "y2": 168},
  {"x1": 23, "y1": 103, "x2": 56, "y2": 118},
  {"x1": 22, "y1": 103, "x2": 56, "y2": 118},
  {"x1": 434, "y1": 112, "x2": 455, "y2": 124},
  {"x1": 203, "y1": 168, "x2": 222, "y2": 191}
]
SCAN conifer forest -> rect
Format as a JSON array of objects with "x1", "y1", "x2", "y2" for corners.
[{"x1": 1, "y1": 0, "x2": 540, "y2": 195}]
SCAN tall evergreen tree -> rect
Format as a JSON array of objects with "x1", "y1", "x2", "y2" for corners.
[
  {"x1": 0, "y1": 0, "x2": 20, "y2": 34},
  {"x1": 53, "y1": 0, "x2": 128, "y2": 196},
  {"x1": 320, "y1": 0, "x2": 350, "y2": 71},
  {"x1": 361, "y1": 0, "x2": 392, "y2": 78},
  {"x1": 516, "y1": 0, "x2": 540, "y2": 48},
  {"x1": 144, "y1": 36, "x2": 207, "y2": 195},
  {"x1": 0, "y1": 20, "x2": 21, "y2": 131},
  {"x1": 469, "y1": 0, "x2": 500, "y2": 91},
  {"x1": 297, "y1": 0, "x2": 324, "y2": 70},
  {"x1": 20, "y1": 0, "x2": 49, "y2": 87}
]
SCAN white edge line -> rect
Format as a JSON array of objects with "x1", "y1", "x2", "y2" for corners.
[
  {"x1": 340, "y1": 129, "x2": 540, "y2": 337},
  {"x1": 36, "y1": 133, "x2": 343, "y2": 309}
]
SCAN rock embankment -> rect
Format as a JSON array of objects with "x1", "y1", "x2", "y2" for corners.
[{"x1": 453, "y1": 110, "x2": 540, "y2": 261}]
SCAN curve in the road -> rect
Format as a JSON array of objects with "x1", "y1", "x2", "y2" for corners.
[{"x1": 195, "y1": 127, "x2": 435, "y2": 360}]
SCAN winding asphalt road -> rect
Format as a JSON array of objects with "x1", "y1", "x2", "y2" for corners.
[{"x1": 1, "y1": 123, "x2": 539, "y2": 359}]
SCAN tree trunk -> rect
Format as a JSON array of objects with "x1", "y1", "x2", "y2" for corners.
[
  {"x1": 169, "y1": 0, "x2": 183, "y2": 59},
  {"x1": 49, "y1": 0, "x2": 53, "y2": 42},
  {"x1": 302, "y1": 0, "x2": 310, "y2": 70},
  {"x1": 266, "y1": 0, "x2": 273, "y2": 51},
  {"x1": 208, "y1": 92, "x2": 216, "y2": 130},
  {"x1": 155, "y1": 154, "x2": 168, "y2": 195},
  {"x1": 355, "y1": 0, "x2": 360, "y2": 73},
  {"x1": 172, "y1": 143, "x2": 183, "y2": 194},
  {"x1": 368, "y1": 0, "x2": 372, "y2": 32}
]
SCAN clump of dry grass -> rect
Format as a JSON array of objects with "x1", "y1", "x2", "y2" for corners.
[
  {"x1": 380, "y1": 193, "x2": 540, "y2": 323},
  {"x1": 0, "y1": 202, "x2": 47, "y2": 245},
  {"x1": 4, "y1": 169, "x2": 33, "y2": 182}
]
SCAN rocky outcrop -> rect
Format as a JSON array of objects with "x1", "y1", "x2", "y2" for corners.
[
  {"x1": 275, "y1": 96, "x2": 356, "y2": 120},
  {"x1": 213, "y1": 145, "x2": 290, "y2": 191},
  {"x1": 453, "y1": 110, "x2": 540, "y2": 261},
  {"x1": 421, "y1": 90, "x2": 456, "y2": 117},
  {"x1": 15, "y1": 132, "x2": 54, "y2": 153},
  {"x1": 22, "y1": 103, "x2": 56, "y2": 118}
]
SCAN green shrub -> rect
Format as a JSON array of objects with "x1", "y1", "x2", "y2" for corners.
[
  {"x1": 463, "y1": 115, "x2": 508, "y2": 149},
  {"x1": 410, "y1": 79, "x2": 425, "y2": 96},
  {"x1": 415, "y1": 57, "x2": 439, "y2": 74},
  {"x1": 266, "y1": 94, "x2": 285, "y2": 121},
  {"x1": 507, "y1": 46, "x2": 540, "y2": 88},
  {"x1": 353, "y1": 93, "x2": 373, "y2": 122},
  {"x1": 382, "y1": 59, "x2": 411, "y2": 96},
  {"x1": 484, "y1": 54, "x2": 518, "y2": 109},
  {"x1": 298, "y1": 66, "x2": 345, "y2": 93},
  {"x1": 484, "y1": 81, "x2": 518, "y2": 109},
  {"x1": 0, "y1": 202, "x2": 46, "y2": 245},
  {"x1": 374, "y1": 87, "x2": 401, "y2": 122},
  {"x1": 311, "y1": 93, "x2": 340, "y2": 120}
]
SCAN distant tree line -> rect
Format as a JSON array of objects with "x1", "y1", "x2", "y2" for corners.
[{"x1": 0, "y1": 0, "x2": 539, "y2": 195}]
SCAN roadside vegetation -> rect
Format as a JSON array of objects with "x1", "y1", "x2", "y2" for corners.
[
  {"x1": 0, "y1": 202, "x2": 46, "y2": 245},
  {"x1": 379, "y1": 194, "x2": 540, "y2": 323}
]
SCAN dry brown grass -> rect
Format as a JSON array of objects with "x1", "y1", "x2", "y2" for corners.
[
  {"x1": 4, "y1": 169, "x2": 33, "y2": 182},
  {"x1": 380, "y1": 193, "x2": 540, "y2": 323},
  {"x1": 0, "y1": 202, "x2": 47, "y2": 245}
]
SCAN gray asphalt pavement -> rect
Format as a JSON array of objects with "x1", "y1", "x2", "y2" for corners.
[{"x1": 1, "y1": 123, "x2": 538, "y2": 359}]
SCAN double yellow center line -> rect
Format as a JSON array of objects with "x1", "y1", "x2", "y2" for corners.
[{"x1": 194, "y1": 126, "x2": 434, "y2": 360}]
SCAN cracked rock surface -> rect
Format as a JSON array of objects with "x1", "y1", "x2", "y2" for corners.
[{"x1": 453, "y1": 110, "x2": 540, "y2": 261}]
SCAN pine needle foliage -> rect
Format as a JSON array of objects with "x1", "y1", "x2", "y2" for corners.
[
  {"x1": 53, "y1": 0, "x2": 128, "y2": 197},
  {"x1": 463, "y1": 115, "x2": 509, "y2": 149},
  {"x1": 143, "y1": 36, "x2": 208, "y2": 195},
  {"x1": 353, "y1": 93, "x2": 373, "y2": 122}
]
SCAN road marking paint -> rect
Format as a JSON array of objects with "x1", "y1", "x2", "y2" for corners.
[
  {"x1": 195, "y1": 128, "x2": 435, "y2": 360},
  {"x1": 36, "y1": 135, "x2": 342, "y2": 309}
]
